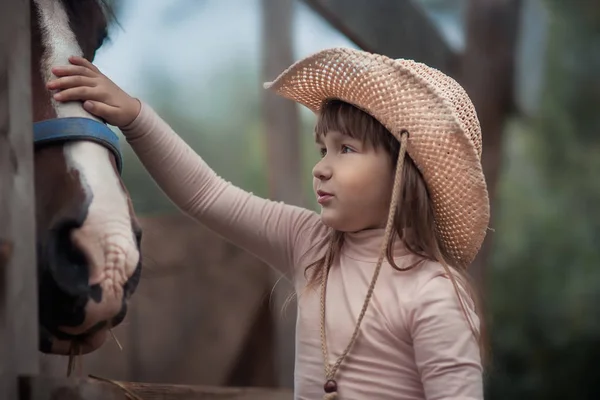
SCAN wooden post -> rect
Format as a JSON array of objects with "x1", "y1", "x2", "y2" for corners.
[
  {"x1": 262, "y1": 0, "x2": 304, "y2": 205},
  {"x1": 0, "y1": 0, "x2": 39, "y2": 398},
  {"x1": 261, "y1": 0, "x2": 301, "y2": 389}
]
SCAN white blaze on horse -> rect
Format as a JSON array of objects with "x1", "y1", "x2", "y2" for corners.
[{"x1": 31, "y1": 0, "x2": 142, "y2": 355}]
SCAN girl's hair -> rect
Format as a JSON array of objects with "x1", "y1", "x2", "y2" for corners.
[{"x1": 304, "y1": 99, "x2": 488, "y2": 365}]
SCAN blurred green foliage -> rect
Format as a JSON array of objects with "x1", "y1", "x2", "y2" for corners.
[{"x1": 485, "y1": 1, "x2": 600, "y2": 398}]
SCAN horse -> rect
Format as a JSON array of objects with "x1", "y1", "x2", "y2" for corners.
[{"x1": 31, "y1": 0, "x2": 142, "y2": 356}]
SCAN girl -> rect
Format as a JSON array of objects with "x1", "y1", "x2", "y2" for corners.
[{"x1": 48, "y1": 47, "x2": 490, "y2": 400}]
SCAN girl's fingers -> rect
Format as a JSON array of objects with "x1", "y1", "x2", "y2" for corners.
[
  {"x1": 51, "y1": 64, "x2": 96, "y2": 78},
  {"x1": 53, "y1": 86, "x2": 107, "y2": 103},
  {"x1": 68, "y1": 56, "x2": 101, "y2": 73},
  {"x1": 47, "y1": 75, "x2": 96, "y2": 90},
  {"x1": 82, "y1": 101, "x2": 120, "y2": 124}
]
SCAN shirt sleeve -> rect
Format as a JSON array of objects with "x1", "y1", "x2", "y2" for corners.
[
  {"x1": 120, "y1": 101, "x2": 323, "y2": 277},
  {"x1": 407, "y1": 272, "x2": 484, "y2": 400}
]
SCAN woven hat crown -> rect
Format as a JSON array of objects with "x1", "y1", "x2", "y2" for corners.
[{"x1": 265, "y1": 47, "x2": 490, "y2": 267}]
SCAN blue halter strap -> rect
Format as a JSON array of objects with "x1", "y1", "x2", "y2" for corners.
[{"x1": 33, "y1": 117, "x2": 123, "y2": 174}]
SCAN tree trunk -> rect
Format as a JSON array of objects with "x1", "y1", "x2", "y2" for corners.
[{"x1": 461, "y1": 0, "x2": 522, "y2": 290}]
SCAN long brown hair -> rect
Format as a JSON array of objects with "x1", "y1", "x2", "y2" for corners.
[{"x1": 304, "y1": 99, "x2": 489, "y2": 365}]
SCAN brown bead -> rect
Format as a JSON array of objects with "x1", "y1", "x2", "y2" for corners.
[{"x1": 324, "y1": 379, "x2": 338, "y2": 393}]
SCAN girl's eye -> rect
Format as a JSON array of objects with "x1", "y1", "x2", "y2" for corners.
[{"x1": 319, "y1": 145, "x2": 354, "y2": 157}]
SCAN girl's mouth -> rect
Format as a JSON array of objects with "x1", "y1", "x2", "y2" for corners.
[{"x1": 317, "y1": 190, "x2": 334, "y2": 204}]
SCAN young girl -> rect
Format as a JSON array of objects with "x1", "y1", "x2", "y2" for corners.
[{"x1": 48, "y1": 47, "x2": 490, "y2": 400}]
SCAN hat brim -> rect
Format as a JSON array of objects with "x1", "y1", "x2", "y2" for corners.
[{"x1": 264, "y1": 47, "x2": 490, "y2": 268}]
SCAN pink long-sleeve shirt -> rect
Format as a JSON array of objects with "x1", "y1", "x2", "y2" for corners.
[{"x1": 121, "y1": 102, "x2": 483, "y2": 400}]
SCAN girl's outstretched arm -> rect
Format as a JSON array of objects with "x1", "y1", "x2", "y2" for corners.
[
  {"x1": 48, "y1": 56, "x2": 323, "y2": 277},
  {"x1": 122, "y1": 101, "x2": 322, "y2": 275}
]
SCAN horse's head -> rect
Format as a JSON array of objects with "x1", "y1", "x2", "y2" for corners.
[{"x1": 31, "y1": 0, "x2": 142, "y2": 355}]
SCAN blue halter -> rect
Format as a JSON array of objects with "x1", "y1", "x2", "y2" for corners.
[{"x1": 33, "y1": 117, "x2": 123, "y2": 174}]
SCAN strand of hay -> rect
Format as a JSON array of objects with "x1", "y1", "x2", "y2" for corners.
[
  {"x1": 88, "y1": 374, "x2": 144, "y2": 400},
  {"x1": 66, "y1": 329, "x2": 140, "y2": 399}
]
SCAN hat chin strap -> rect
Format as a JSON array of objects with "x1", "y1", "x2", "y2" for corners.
[{"x1": 319, "y1": 131, "x2": 409, "y2": 399}]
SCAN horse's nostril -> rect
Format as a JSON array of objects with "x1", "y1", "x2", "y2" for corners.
[
  {"x1": 48, "y1": 219, "x2": 90, "y2": 297},
  {"x1": 133, "y1": 225, "x2": 142, "y2": 249},
  {"x1": 90, "y1": 283, "x2": 102, "y2": 303}
]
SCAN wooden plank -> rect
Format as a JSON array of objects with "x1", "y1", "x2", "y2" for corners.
[
  {"x1": 261, "y1": 0, "x2": 300, "y2": 389},
  {"x1": 0, "y1": 0, "x2": 38, "y2": 399},
  {"x1": 114, "y1": 380, "x2": 293, "y2": 400},
  {"x1": 19, "y1": 376, "x2": 294, "y2": 400},
  {"x1": 19, "y1": 376, "x2": 126, "y2": 400},
  {"x1": 301, "y1": 0, "x2": 459, "y2": 73}
]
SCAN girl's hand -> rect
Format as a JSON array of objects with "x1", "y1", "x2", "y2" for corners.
[{"x1": 47, "y1": 56, "x2": 141, "y2": 127}]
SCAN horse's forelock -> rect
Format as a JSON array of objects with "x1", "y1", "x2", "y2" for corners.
[{"x1": 58, "y1": 0, "x2": 116, "y2": 60}]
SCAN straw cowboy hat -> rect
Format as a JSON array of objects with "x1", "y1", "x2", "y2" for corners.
[{"x1": 264, "y1": 47, "x2": 490, "y2": 268}]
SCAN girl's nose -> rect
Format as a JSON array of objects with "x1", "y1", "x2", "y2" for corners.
[{"x1": 312, "y1": 158, "x2": 332, "y2": 181}]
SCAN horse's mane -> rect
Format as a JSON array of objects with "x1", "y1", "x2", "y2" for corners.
[{"x1": 57, "y1": 0, "x2": 117, "y2": 60}]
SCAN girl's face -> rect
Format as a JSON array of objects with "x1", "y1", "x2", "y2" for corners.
[{"x1": 313, "y1": 130, "x2": 394, "y2": 232}]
